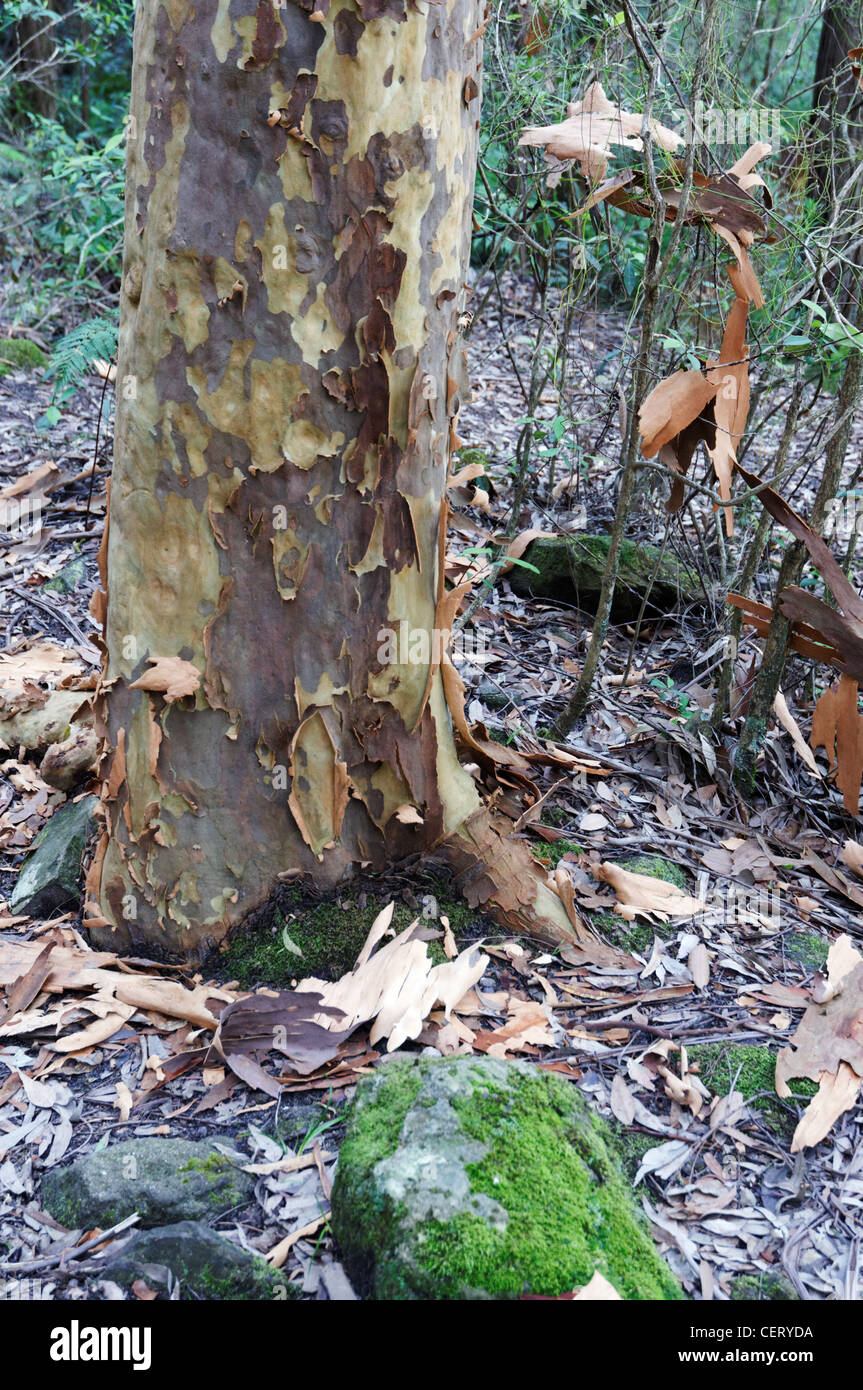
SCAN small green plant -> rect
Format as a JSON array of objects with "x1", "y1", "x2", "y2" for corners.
[{"x1": 41, "y1": 315, "x2": 118, "y2": 425}]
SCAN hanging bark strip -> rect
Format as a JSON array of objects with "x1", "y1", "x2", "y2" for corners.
[{"x1": 86, "y1": 0, "x2": 581, "y2": 957}]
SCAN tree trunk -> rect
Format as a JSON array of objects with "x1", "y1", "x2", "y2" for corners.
[
  {"x1": 86, "y1": 0, "x2": 580, "y2": 958},
  {"x1": 809, "y1": 1, "x2": 862, "y2": 202},
  {"x1": 15, "y1": 16, "x2": 58, "y2": 121}
]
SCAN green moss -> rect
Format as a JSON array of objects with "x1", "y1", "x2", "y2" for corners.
[
  {"x1": 335, "y1": 1058, "x2": 681, "y2": 1300},
  {"x1": 186, "y1": 1256, "x2": 289, "y2": 1301},
  {"x1": 784, "y1": 931, "x2": 829, "y2": 973},
  {"x1": 621, "y1": 855, "x2": 689, "y2": 891},
  {"x1": 533, "y1": 838, "x2": 583, "y2": 870},
  {"x1": 177, "y1": 1152, "x2": 246, "y2": 1208},
  {"x1": 179, "y1": 1152, "x2": 233, "y2": 1177},
  {"x1": 688, "y1": 1044, "x2": 816, "y2": 1138},
  {"x1": 0, "y1": 338, "x2": 47, "y2": 375},
  {"x1": 603, "y1": 1120, "x2": 659, "y2": 1183},
  {"x1": 329, "y1": 1058, "x2": 424, "y2": 1292},
  {"x1": 588, "y1": 910, "x2": 653, "y2": 956},
  {"x1": 732, "y1": 1272, "x2": 798, "y2": 1301},
  {"x1": 417, "y1": 1070, "x2": 682, "y2": 1300},
  {"x1": 540, "y1": 806, "x2": 568, "y2": 828},
  {"x1": 221, "y1": 887, "x2": 462, "y2": 986}
]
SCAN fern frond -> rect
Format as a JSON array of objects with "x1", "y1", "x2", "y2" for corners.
[{"x1": 46, "y1": 316, "x2": 118, "y2": 402}]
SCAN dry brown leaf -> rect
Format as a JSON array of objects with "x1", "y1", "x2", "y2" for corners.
[
  {"x1": 0, "y1": 641, "x2": 86, "y2": 717},
  {"x1": 519, "y1": 81, "x2": 682, "y2": 183},
  {"x1": 810, "y1": 676, "x2": 863, "y2": 813},
  {"x1": 114, "y1": 1081, "x2": 134, "y2": 1122},
  {"x1": 592, "y1": 861, "x2": 705, "y2": 921},
  {"x1": 0, "y1": 461, "x2": 61, "y2": 501},
  {"x1": 638, "y1": 370, "x2": 718, "y2": 459},
  {"x1": 295, "y1": 911, "x2": 489, "y2": 1054},
  {"x1": 129, "y1": 657, "x2": 201, "y2": 702},
  {"x1": 841, "y1": 839, "x2": 863, "y2": 878},
  {"x1": 265, "y1": 1214, "x2": 329, "y2": 1268},
  {"x1": 773, "y1": 691, "x2": 819, "y2": 773},
  {"x1": 132, "y1": 1279, "x2": 158, "y2": 1301},
  {"x1": 790, "y1": 1063, "x2": 861, "y2": 1154},
  {"x1": 573, "y1": 1271, "x2": 623, "y2": 1301},
  {"x1": 51, "y1": 1005, "x2": 135, "y2": 1053},
  {"x1": 727, "y1": 592, "x2": 842, "y2": 666},
  {"x1": 473, "y1": 998, "x2": 557, "y2": 1057},
  {"x1": 688, "y1": 941, "x2": 711, "y2": 990},
  {"x1": 705, "y1": 295, "x2": 750, "y2": 534},
  {"x1": 776, "y1": 935, "x2": 863, "y2": 1149}
]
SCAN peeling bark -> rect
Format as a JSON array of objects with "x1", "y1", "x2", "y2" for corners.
[{"x1": 89, "y1": 0, "x2": 579, "y2": 957}]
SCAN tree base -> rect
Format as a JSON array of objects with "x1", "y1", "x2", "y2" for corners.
[{"x1": 439, "y1": 806, "x2": 592, "y2": 948}]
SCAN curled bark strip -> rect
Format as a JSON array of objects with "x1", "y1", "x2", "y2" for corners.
[{"x1": 439, "y1": 805, "x2": 592, "y2": 948}]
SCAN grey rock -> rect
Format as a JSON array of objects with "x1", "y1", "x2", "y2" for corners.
[
  {"x1": 10, "y1": 795, "x2": 98, "y2": 916},
  {"x1": 41, "y1": 1138, "x2": 254, "y2": 1230},
  {"x1": 99, "y1": 1220, "x2": 289, "y2": 1300},
  {"x1": 331, "y1": 1054, "x2": 683, "y2": 1301},
  {"x1": 272, "y1": 1101, "x2": 328, "y2": 1144}
]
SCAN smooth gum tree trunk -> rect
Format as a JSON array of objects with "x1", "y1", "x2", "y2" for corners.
[{"x1": 87, "y1": 0, "x2": 579, "y2": 957}]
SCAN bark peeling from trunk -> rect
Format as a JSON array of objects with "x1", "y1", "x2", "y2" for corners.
[{"x1": 90, "y1": 0, "x2": 580, "y2": 956}]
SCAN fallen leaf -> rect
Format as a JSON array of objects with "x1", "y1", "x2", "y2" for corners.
[{"x1": 592, "y1": 862, "x2": 705, "y2": 921}]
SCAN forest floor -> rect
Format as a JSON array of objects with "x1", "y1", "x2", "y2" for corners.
[{"x1": 0, "y1": 276, "x2": 862, "y2": 1301}]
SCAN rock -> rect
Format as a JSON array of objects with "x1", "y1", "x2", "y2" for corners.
[
  {"x1": 40, "y1": 724, "x2": 100, "y2": 791},
  {"x1": 10, "y1": 794, "x2": 99, "y2": 917},
  {"x1": 99, "y1": 1220, "x2": 290, "y2": 1300},
  {"x1": 473, "y1": 683, "x2": 514, "y2": 711},
  {"x1": 508, "y1": 535, "x2": 701, "y2": 619},
  {"x1": 330, "y1": 1055, "x2": 683, "y2": 1300},
  {"x1": 0, "y1": 689, "x2": 91, "y2": 751},
  {"x1": 41, "y1": 1138, "x2": 255, "y2": 1230},
  {"x1": 272, "y1": 1101, "x2": 328, "y2": 1144},
  {"x1": 0, "y1": 338, "x2": 47, "y2": 377}
]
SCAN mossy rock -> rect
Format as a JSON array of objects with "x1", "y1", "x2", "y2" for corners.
[
  {"x1": 43, "y1": 556, "x2": 88, "y2": 595},
  {"x1": 0, "y1": 338, "x2": 47, "y2": 376},
  {"x1": 10, "y1": 795, "x2": 99, "y2": 917},
  {"x1": 220, "y1": 881, "x2": 477, "y2": 987},
  {"x1": 330, "y1": 1055, "x2": 683, "y2": 1300},
  {"x1": 101, "y1": 1220, "x2": 291, "y2": 1300},
  {"x1": 508, "y1": 535, "x2": 701, "y2": 619},
  {"x1": 688, "y1": 1044, "x2": 816, "y2": 1138},
  {"x1": 41, "y1": 1138, "x2": 254, "y2": 1230}
]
